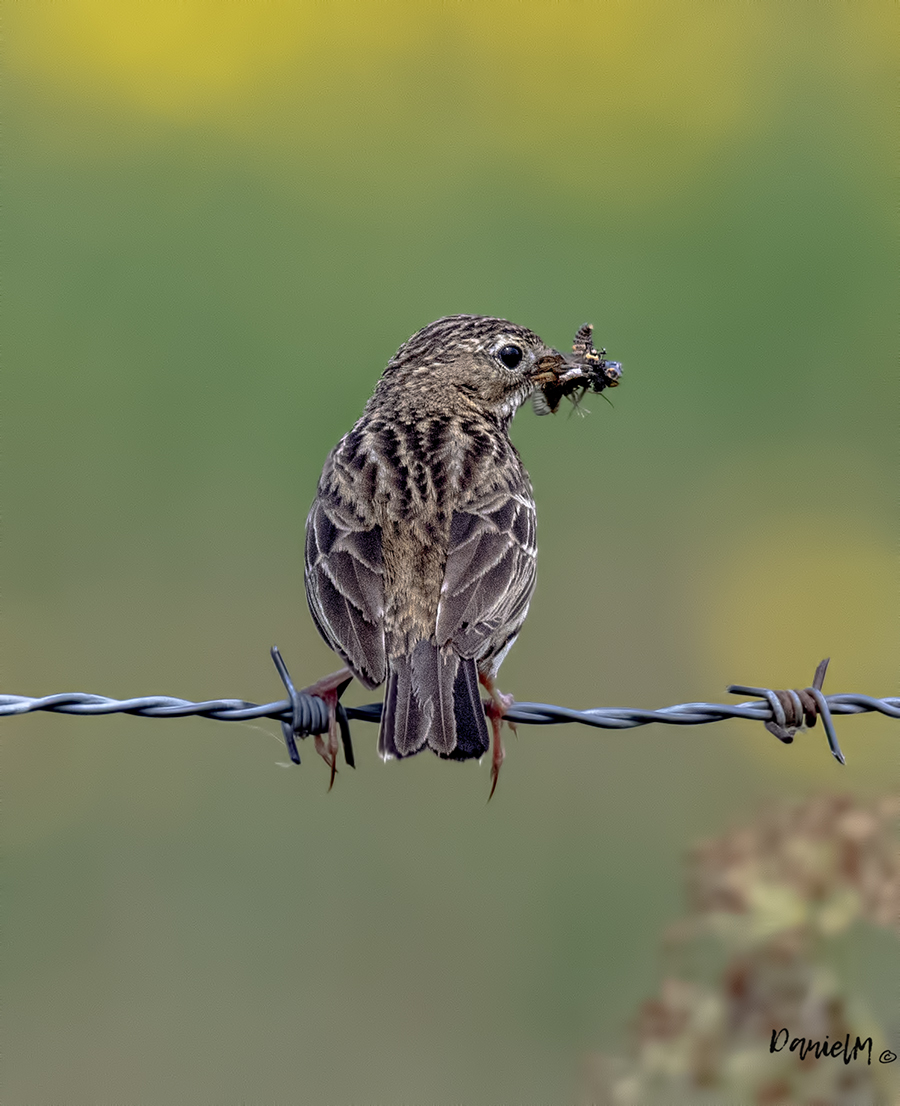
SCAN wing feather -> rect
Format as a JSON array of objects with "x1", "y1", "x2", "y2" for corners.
[
  {"x1": 436, "y1": 489, "x2": 536, "y2": 662},
  {"x1": 304, "y1": 468, "x2": 386, "y2": 689}
]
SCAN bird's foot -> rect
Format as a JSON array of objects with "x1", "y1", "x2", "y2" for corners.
[
  {"x1": 300, "y1": 667, "x2": 353, "y2": 789},
  {"x1": 482, "y1": 680, "x2": 516, "y2": 801}
]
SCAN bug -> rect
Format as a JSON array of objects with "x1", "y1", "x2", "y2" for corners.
[{"x1": 532, "y1": 323, "x2": 622, "y2": 415}]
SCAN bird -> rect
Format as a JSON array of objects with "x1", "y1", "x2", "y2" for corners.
[{"x1": 304, "y1": 314, "x2": 582, "y2": 796}]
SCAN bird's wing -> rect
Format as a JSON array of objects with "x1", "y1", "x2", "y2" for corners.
[
  {"x1": 435, "y1": 485, "x2": 537, "y2": 662},
  {"x1": 304, "y1": 455, "x2": 386, "y2": 689}
]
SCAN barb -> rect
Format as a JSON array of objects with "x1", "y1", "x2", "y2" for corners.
[
  {"x1": 1, "y1": 654, "x2": 897, "y2": 767},
  {"x1": 728, "y1": 658, "x2": 845, "y2": 764}
]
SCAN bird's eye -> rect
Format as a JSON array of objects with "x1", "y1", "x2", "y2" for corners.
[{"x1": 497, "y1": 345, "x2": 523, "y2": 369}]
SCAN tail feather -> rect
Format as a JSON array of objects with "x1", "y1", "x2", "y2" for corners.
[
  {"x1": 378, "y1": 653, "x2": 425, "y2": 759},
  {"x1": 377, "y1": 643, "x2": 489, "y2": 761},
  {"x1": 410, "y1": 639, "x2": 458, "y2": 757},
  {"x1": 448, "y1": 657, "x2": 490, "y2": 761}
]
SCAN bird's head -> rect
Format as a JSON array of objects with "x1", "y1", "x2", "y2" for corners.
[{"x1": 376, "y1": 314, "x2": 574, "y2": 423}]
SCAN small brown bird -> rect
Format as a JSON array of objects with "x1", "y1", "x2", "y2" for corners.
[{"x1": 304, "y1": 314, "x2": 612, "y2": 794}]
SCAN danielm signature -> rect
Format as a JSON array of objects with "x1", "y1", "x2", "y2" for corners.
[{"x1": 770, "y1": 1029, "x2": 898, "y2": 1066}]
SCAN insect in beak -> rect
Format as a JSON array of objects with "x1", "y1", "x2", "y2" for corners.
[{"x1": 532, "y1": 324, "x2": 623, "y2": 415}]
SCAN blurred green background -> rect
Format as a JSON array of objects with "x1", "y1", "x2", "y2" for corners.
[{"x1": 4, "y1": 3, "x2": 897, "y2": 1102}]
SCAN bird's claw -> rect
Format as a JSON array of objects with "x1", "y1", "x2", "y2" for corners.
[
  {"x1": 300, "y1": 668, "x2": 354, "y2": 790},
  {"x1": 483, "y1": 684, "x2": 514, "y2": 801}
]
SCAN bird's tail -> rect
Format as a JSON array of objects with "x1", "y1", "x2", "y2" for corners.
[{"x1": 378, "y1": 642, "x2": 490, "y2": 761}]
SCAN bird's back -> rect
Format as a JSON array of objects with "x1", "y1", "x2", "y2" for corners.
[{"x1": 305, "y1": 314, "x2": 549, "y2": 765}]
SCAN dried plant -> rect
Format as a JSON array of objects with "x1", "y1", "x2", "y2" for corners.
[{"x1": 583, "y1": 795, "x2": 900, "y2": 1106}]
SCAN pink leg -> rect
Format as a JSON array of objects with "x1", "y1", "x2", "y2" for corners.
[
  {"x1": 479, "y1": 673, "x2": 516, "y2": 800},
  {"x1": 300, "y1": 667, "x2": 353, "y2": 789}
]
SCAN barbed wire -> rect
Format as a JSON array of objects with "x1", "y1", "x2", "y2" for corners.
[{"x1": 2, "y1": 651, "x2": 897, "y2": 768}]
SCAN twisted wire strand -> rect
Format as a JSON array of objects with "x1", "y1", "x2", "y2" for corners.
[
  {"x1": 2, "y1": 651, "x2": 896, "y2": 769},
  {"x1": 2, "y1": 691, "x2": 897, "y2": 727}
]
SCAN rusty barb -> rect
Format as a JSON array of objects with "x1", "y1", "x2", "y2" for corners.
[{"x1": 728, "y1": 658, "x2": 845, "y2": 764}]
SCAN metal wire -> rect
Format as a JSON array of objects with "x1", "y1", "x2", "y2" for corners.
[
  {"x1": 3, "y1": 691, "x2": 899, "y2": 726},
  {"x1": 1, "y1": 652, "x2": 897, "y2": 767}
]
